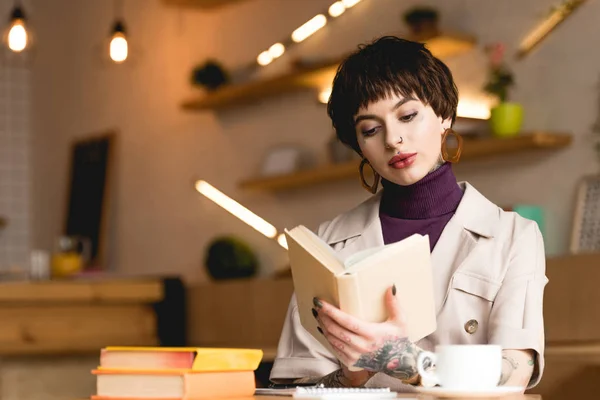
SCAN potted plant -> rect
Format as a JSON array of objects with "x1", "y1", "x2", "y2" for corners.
[
  {"x1": 191, "y1": 59, "x2": 229, "y2": 91},
  {"x1": 403, "y1": 7, "x2": 440, "y2": 40},
  {"x1": 484, "y1": 42, "x2": 523, "y2": 137},
  {"x1": 204, "y1": 236, "x2": 258, "y2": 280}
]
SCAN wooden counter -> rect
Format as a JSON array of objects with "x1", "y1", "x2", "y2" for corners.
[{"x1": 0, "y1": 276, "x2": 185, "y2": 355}]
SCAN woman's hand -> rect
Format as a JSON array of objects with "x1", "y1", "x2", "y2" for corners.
[{"x1": 313, "y1": 285, "x2": 423, "y2": 384}]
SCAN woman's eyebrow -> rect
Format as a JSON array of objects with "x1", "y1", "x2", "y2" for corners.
[
  {"x1": 354, "y1": 97, "x2": 417, "y2": 125},
  {"x1": 354, "y1": 114, "x2": 378, "y2": 124},
  {"x1": 392, "y1": 96, "x2": 417, "y2": 111}
]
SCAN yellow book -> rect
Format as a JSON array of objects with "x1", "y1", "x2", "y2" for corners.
[
  {"x1": 98, "y1": 346, "x2": 263, "y2": 372},
  {"x1": 284, "y1": 226, "x2": 436, "y2": 369}
]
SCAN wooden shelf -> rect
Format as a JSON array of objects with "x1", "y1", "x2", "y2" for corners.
[
  {"x1": 0, "y1": 278, "x2": 164, "y2": 303},
  {"x1": 239, "y1": 132, "x2": 572, "y2": 191},
  {"x1": 182, "y1": 33, "x2": 476, "y2": 111}
]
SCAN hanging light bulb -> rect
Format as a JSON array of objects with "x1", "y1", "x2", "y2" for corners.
[
  {"x1": 109, "y1": 20, "x2": 128, "y2": 63},
  {"x1": 6, "y1": 2, "x2": 28, "y2": 53}
]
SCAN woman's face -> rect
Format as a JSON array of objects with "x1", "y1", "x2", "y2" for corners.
[{"x1": 354, "y1": 93, "x2": 451, "y2": 186}]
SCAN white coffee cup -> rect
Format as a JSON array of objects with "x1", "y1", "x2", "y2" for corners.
[{"x1": 417, "y1": 345, "x2": 502, "y2": 390}]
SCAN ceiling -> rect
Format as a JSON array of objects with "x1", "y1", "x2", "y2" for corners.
[{"x1": 162, "y1": 0, "x2": 249, "y2": 10}]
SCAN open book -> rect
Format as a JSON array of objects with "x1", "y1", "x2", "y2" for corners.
[{"x1": 284, "y1": 226, "x2": 437, "y2": 368}]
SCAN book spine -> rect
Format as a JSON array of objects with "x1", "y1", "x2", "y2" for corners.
[{"x1": 336, "y1": 274, "x2": 362, "y2": 320}]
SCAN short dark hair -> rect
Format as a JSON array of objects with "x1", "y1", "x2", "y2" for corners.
[{"x1": 327, "y1": 36, "x2": 459, "y2": 153}]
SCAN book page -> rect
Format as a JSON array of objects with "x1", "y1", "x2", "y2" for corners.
[
  {"x1": 338, "y1": 234, "x2": 437, "y2": 342},
  {"x1": 343, "y1": 246, "x2": 384, "y2": 269},
  {"x1": 292, "y1": 226, "x2": 345, "y2": 275},
  {"x1": 344, "y1": 234, "x2": 425, "y2": 274}
]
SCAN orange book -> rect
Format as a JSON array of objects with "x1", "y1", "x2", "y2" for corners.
[
  {"x1": 91, "y1": 369, "x2": 256, "y2": 400},
  {"x1": 91, "y1": 398, "x2": 253, "y2": 400},
  {"x1": 98, "y1": 347, "x2": 263, "y2": 372}
]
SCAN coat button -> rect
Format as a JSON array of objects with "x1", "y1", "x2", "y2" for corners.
[{"x1": 464, "y1": 319, "x2": 478, "y2": 334}]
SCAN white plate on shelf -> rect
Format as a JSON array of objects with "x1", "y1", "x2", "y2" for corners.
[{"x1": 415, "y1": 386, "x2": 523, "y2": 398}]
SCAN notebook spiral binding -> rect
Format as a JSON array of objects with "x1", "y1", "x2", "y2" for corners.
[{"x1": 293, "y1": 386, "x2": 397, "y2": 399}]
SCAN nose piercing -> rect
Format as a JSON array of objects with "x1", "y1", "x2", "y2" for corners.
[{"x1": 386, "y1": 136, "x2": 403, "y2": 149}]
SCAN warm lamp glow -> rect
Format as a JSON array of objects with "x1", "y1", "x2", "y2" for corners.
[
  {"x1": 516, "y1": 0, "x2": 586, "y2": 59},
  {"x1": 255, "y1": 0, "x2": 364, "y2": 67},
  {"x1": 318, "y1": 87, "x2": 332, "y2": 104},
  {"x1": 291, "y1": 14, "x2": 327, "y2": 43},
  {"x1": 7, "y1": 19, "x2": 27, "y2": 52},
  {"x1": 257, "y1": 43, "x2": 284, "y2": 67},
  {"x1": 277, "y1": 233, "x2": 288, "y2": 249},
  {"x1": 328, "y1": 1, "x2": 346, "y2": 17},
  {"x1": 456, "y1": 99, "x2": 491, "y2": 120},
  {"x1": 268, "y1": 43, "x2": 285, "y2": 58},
  {"x1": 342, "y1": 0, "x2": 361, "y2": 7},
  {"x1": 109, "y1": 20, "x2": 128, "y2": 64},
  {"x1": 195, "y1": 180, "x2": 278, "y2": 239},
  {"x1": 110, "y1": 32, "x2": 128, "y2": 63},
  {"x1": 257, "y1": 50, "x2": 273, "y2": 66}
]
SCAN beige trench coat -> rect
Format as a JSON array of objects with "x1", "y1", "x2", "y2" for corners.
[{"x1": 270, "y1": 182, "x2": 548, "y2": 391}]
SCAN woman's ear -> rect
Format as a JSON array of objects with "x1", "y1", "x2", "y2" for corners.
[{"x1": 441, "y1": 117, "x2": 452, "y2": 132}]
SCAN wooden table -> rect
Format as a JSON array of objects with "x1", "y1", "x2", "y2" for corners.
[
  {"x1": 79, "y1": 397, "x2": 540, "y2": 400},
  {"x1": 254, "y1": 394, "x2": 541, "y2": 399}
]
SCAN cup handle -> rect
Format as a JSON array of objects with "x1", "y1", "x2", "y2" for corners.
[{"x1": 417, "y1": 351, "x2": 439, "y2": 387}]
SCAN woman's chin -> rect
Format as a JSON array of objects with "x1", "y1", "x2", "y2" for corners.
[{"x1": 382, "y1": 165, "x2": 429, "y2": 186}]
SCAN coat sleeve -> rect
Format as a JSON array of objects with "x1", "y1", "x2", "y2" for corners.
[
  {"x1": 269, "y1": 220, "x2": 340, "y2": 382},
  {"x1": 269, "y1": 294, "x2": 340, "y2": 382},
  {"x1": 488, "y1": 220, "x2": 548, "y2": 389}
]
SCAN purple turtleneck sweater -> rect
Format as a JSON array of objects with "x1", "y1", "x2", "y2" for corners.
[{"x1": 379, "y1": 162, "x2": 463, "y2": 251}]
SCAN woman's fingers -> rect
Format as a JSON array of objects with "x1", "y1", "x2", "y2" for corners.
[
  {"x1": 323, "y1": 328, "x2": 362, "y2": 367},
  {"x1": 385, "y1": 285, "x2": 407, "y2": 329},
  {"x1": 318, "y1": 312, "x2": 377, "y2": 354},
  {"x1": 314, "y1": 297, "x2": 370, "y2": 337}
]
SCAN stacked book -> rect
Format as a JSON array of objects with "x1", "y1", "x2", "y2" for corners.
[{"x1": 90, "y1": 346, "x2": 263, "y2": 399}]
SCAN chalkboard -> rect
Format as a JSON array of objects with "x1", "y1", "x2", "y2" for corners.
[{"x1": 64, "y1": 132, "x2": 114, "y2": 267}]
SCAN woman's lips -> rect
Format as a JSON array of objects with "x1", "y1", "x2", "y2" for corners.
[{"x1": 388, "y1": 153, "x2": 417, "y2": 169}]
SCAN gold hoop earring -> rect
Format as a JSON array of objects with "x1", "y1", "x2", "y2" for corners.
[
  {"x1": 359, "y1": 158, "x2": 380, "y2": 194},
  {"x1": 441, "y1": 128, "x2": 463, "y2": 163}
]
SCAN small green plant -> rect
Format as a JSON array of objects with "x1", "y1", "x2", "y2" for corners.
[
  {"x1": 483, "y1": 42, "x2": 515, "y2": 103},
  {"x1": 191, "y1": 60, "x2": 229, "y2": 91},
  {"x1": 205, "y1": 236, "x2": 258, "y2": 280}
]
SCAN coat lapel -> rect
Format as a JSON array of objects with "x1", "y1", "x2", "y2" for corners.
[
  {"x1": 430, "y1": 218, "x2": 478, "y2": 314},
  {"x1": 322, "y1": 182, "x2": 500, "y2": 315},
  {"x1": 334, "y1": 194, "x2": 385, "y2": 262},
  {"x1": 431, "y1": 182, "x2": 500, "y2": 314},
  {"x1": 336, "y1": 217, "x2": 384, "y2": 262}
]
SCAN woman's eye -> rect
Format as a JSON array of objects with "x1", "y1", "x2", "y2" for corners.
[
  {"x1": 362, "y1": 126, "x2": 380, "y2": 136},
  {"x1": 400, "y1": 112, "x2": 418, "y2": 122}
]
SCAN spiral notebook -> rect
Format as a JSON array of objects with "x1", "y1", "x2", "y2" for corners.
[{"x1": 256, "y1": 386, "x2": 403, "y2": 399}]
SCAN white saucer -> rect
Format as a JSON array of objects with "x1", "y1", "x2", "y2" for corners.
[{"x1": 415, "y1": 386, "x2": 523, "y2": 398}]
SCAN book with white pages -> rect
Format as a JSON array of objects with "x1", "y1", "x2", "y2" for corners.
[{"x1": 284, "y1": 225, "x2": 437, "y2": 370}]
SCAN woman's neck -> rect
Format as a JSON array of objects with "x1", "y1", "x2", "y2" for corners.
[{"x1": 380, "y1": 162, "x2": 463, "y2": 219}]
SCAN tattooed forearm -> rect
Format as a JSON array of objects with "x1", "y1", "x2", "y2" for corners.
[
  {"x1": 498, "y1": 355, "x2": 519, "y2": 385},
  {"x1": 498, "y1": 350, "x2": 536, "y2": 388},
  {"x1": 291, "y1": 377, "x2": 319, "y2": 385},
  {"x1": 314, "y1": 369, "x2": 350, "y2": 388},
  {"x1": 353, "y1": 337, "x2": 424, "y2": 384}
]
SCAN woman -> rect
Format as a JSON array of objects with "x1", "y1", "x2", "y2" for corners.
[{"x1": 269, "y1": 36, "x2": 547, "y2": 392}]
